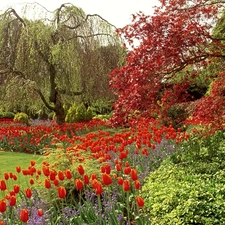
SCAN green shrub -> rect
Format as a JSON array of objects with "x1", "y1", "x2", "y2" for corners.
[
  {"x1": 90, "y1": 99, "x2": 113, "y2": 116},
  {"x1": 141, "y1": 131, "x2": 225, "y2": 225},
  {"x1": 141, "y1": 159, "x2": 225, "y2": 225},
  {"x1": 94, "y1": 112, "x2": 113, "y2": 121},
  {"x1": 165, "y1": 104, "x2": 188, "y2": 129},
  {"x1": 14, "y1": 112, "x2": 30, "y2": 125},
  {"x1": 65, "y1": 103, "x2": 93, "y2": 123},
  {"x1": 0, "y1": 111, "x2": 15, "y2": 119},
  {"x1": 172, "y1": 130, "x2": 225, "y2": 162}
]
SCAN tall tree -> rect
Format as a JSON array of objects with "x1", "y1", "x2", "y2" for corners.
[
  {"x1": 80, "y1": 44, "x2": 126, "y2": 105},
  {"x1": 109, "y1": 0, "x2": 225, "y2": 126},
  {"x1": 0, "y1": 3, "x2": 124, "y2": 124}
]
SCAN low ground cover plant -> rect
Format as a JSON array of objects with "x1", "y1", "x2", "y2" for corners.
[{"x1": 141, "y1": 130, "x2": 225, "y2": 225}]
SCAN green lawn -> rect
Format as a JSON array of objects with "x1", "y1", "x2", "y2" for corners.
[
  {"x1": 0, "y1": 151, "x2": 42, "y2": 175},
  {"x1": 0, "y1": 151, "x2": 43, "y2": 197}
]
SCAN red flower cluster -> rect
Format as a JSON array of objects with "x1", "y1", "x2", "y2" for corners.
[{"x1": 0, "y1": 117, "x2": 191, "y2": 223}]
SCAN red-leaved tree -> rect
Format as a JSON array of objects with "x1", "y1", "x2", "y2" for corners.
[{"x1": 109, "y1": 0, "x2": 225, "y2": 126}]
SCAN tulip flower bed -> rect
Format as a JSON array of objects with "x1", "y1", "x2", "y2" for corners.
[
  {"x1": 0, "y1": 119, "x2": 108, "y2": 154},
  {"x1": 0, "y1": 118, "x2": 189, "y2": 224}
]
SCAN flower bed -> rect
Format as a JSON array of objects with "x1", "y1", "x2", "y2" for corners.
[{"x1": 0, "y1": 118, "x2": 189, "y2": 224}]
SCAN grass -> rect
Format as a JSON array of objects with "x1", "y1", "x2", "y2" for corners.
[
  {"x1": 0, "y1": 151, "x2": 42, "y2": 175},
  {"x1": 0, "y1": 151, "x2": 43, "y2": 195}
]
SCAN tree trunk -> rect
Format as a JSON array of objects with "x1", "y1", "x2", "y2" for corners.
[{"x1": 54, "y1": 92, "x2": 65, "y2": 125}]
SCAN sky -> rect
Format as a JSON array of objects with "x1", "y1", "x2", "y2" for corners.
[{"x1": 0, "y1": 0, "x2": 160, "y2": 28}]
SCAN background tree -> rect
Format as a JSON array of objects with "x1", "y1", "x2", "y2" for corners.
[
  {"x1": 109, "y1": 0, "x2": 225, "y2": 127},
  {"x1": 79, "y1": 43, "x2": 126, "y2": 106},
  {"x1": 0, "y1": 3, "x2": 125, "y2": 124}
]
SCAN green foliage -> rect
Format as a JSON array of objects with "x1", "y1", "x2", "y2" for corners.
[
  {"x1": 65, "y1": 103, "x2": 93, "y2": 123},
  {"x1": 13, "y1": 112, "x2": 30, "y2": 125},
  {"x1": 90, "y1": 99, "x2": 113, "y2": 116},
  {"x1": 0, "y1": 4, "x2": 125, "y2": 123},
  {"x1": 206, "y1": 79, "x2": 215, "y2": 96},
  {"x1": 141, "y1": 130, "x2": 225, "y2": 225},
  {"x1": 142, "y1": 161, "x2": 225, "y2": 225},
  {"x1": 48, "y1": 111, "x2": 55, "y2": 120},
  {"x1": 94, "y1": 112, "x2": 113, "y2": 121},
  {"x1": 0, "y1": 111, "x2": 15, "y2": 119},
  {"x1": 165, "y1": 104, "x2": 188, "y2": 129},
  {"x1": 173, "y1": 130, "x2": 225, "y2": 162},
  {"x1": 213, "y1": 11, "x2": 225, "y2": 39}
]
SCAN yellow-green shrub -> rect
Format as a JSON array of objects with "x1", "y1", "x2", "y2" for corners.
[
  {"x1": 14, "y1": 112, "x2": 30, "y2": 125},
  {"x1": 65, "y1": 103, "x2": 93, "y2": 123}
]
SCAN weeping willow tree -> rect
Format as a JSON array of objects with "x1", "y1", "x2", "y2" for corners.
[{"x1": 0, "y1": 3, "x2": 125, "y2": 124}]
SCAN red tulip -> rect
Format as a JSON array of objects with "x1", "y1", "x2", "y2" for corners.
[
  {"x1": 30, "y1": 160, "x2": 36, "y2": 166},
  {"x1": 134, "y1": 180, "x2": 141, "y2": 190},
  {"x1": 95, "y1": 181, "x2": 103, "y2": 195},
  {"x1": 50, "y1": 170, "x2": 56, "y2": 181},
  {"x1": 136, "y1": 196, "x2": 144, "y2": 207},
  {"x1": 130, "y1": 169, "x2": 138, "y2": 181},
  {"x1": 115, "y1": 163, "x2": 121, "y2": 172},
  {"x1": 22, "y1": 169, "x2": 30, "y2": 175},
  {"x1": 75, "y1": 179, "x2": 83, "y2": 191},
  {"x1": 77, "y1": 165, "x2": 84, "y2": 175},
  {"x1": 4, "y1": 172, "x2": 9, "y2": 180},
  {"x1": 0, "y1": 200, "x2": 6, "y2": 213},
  {"x1": 13, "y1": 184, "x2": 20, "y2": 194},
  {"x1": 65, "y1": 169, "x2": 72, "y2": 179},
  {"x1": 58, "y1": 170, "x2": 64, "y2": 181},
  {"x1": 9, "y1": 191, "x2": 15, "y2": 196},
  {"x1": 101, "y1": 164, "x2": 111, "y2": 174},
  {"x1": 92, "y1": 179, "x2": 98, "y2": 189},
  {"x1": 0, "y1": 220, "x2": 4, "y2": 225},
  {"x1": 42, "y1": 166, "x2": 50, "y2": 176},
  {"x1": 123, "y1": 180, "x2": 130, "y2": 192},
  {"x1": 37, "y1": 209, "x2": 43, "y2": 217},
  {"x1": 37, "y1": 169, "x2": 42, "y2": 175},
  {"x1": 57, "y1": 186, "x2": 66, "y2": 199},
  {"x1": 9, "y1": 195, "x2": 16, "y2": 207},
  {"x1": 101, "y1": 173, "x2": 112, "y2": 186},
  {"x1": 54, "y1": 178, "x2": 59, "y2": 187},
  {"x1": 119, "y1": 150, "x2": 128, "y2": 160},
  {"x1": 13, "y1": 174, "x2": 17, "y2": 181},
  {"x1": 91, "y1": 173, "x2": 97, "y2": 180},
  {"x1": 29, "y1": 178, "x2": 34, "y2": 185},
  {"x1": 123, "y1": 167, "x2": 131, "y2": 175},
  {"x1": 20, "y1": 208, "x2": 29, "y2": 222},
  {"x1": 83, "y1": 174, "x2": 89, "y2": 184},
  {"x1": 0, "y1": 180, "x2": 7, "y2": 191},
  {"x1": 25, "y1": 188, "x2": 32, "y2": 198},
  {"x1": 117, "y1": 177, "x2": 123, "y2": 185},
  {"x1": 45, "y1": 178, "x2": 51, "y2": 189},
  {"x1": 16, "y1": 166, "x2": 21, "y2": 173}
]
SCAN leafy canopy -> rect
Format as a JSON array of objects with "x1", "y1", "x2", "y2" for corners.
[{"x1": 109, "y1": 0, "x2": 225, "y2": 126}]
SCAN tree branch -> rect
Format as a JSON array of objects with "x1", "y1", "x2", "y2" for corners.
[
  {"x1": 63, "y1": 13, "x2": 116, "y2": 30},
  {"x1": 34, "y1": 88, "x2": 55, "y2": 111},
  {"x1": 159, "y1": 52, "x2": 225, "y2": 79},
  {"x1": 68, "y1": 33, "x2": 115, "y2": 41},
  {"x1": 4, "y1": 8, "x2": 26, "y2": 27}
]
